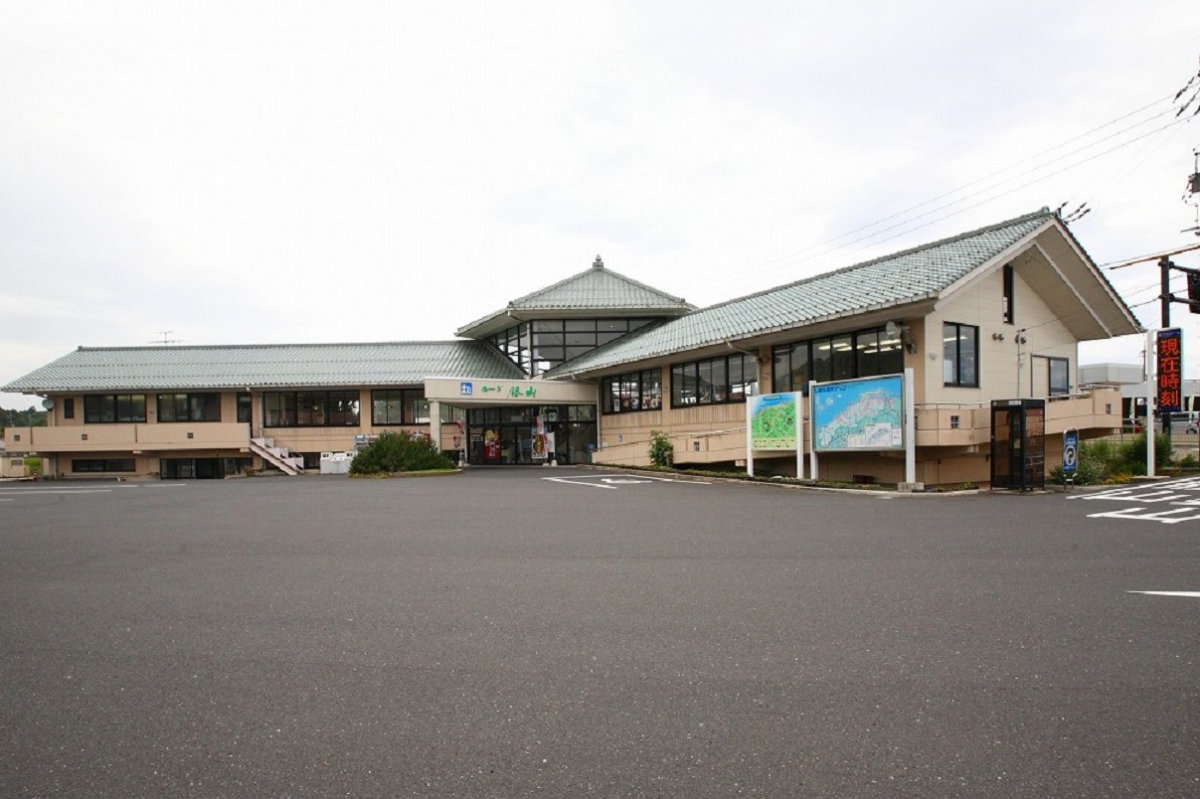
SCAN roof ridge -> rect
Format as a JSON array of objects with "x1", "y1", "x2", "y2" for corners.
[
  {"x1": 696, "y1": 208, "x2": 1055, "y2": 314},
  {"x1": 505, "y1": 261, "x2": 690, "y2": 308},
  {"x1": 72, "y1": 340, "x2": 479, "y2": 352}
]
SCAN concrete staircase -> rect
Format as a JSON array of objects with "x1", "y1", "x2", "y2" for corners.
[{"x1": 249, "y1": 437, "x2": 305, "y2": 475}]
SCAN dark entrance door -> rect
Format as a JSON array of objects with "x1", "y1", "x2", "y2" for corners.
[
  {"x1": 990, "y1": 400, "x2": 1045, "y2": 491},
  {"x1": 465, "y1": 405, "x2": 596, "y2": 465}
]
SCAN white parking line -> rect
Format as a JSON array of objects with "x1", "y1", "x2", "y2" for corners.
[
  {"x1": 1068, "y1": 479, "x2": 1200, "y2": 524},
  {"x1": 1128, "y1": 591, "x2": 1200, "y2": 598},
  {"x1": 0, "y1": 484, "x2": 113, "y2": 491},
  {"x1": 115, "y1": 483, "x2": 188, "y2": 489},
  {"x1": 543, "y1": 474, "x2": 711, "y2": 490}
]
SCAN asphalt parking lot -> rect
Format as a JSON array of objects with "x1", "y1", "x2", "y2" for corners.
[{"x1": 2, "y1": 469, "x2": 1199, "y2": 797}]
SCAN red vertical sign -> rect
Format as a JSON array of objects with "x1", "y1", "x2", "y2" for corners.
[{"x1": 1156, "y1": 328, "x2": 1182, "y2": 413}]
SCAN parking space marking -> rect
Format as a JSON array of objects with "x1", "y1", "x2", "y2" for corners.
[
  {"x1": 0, "y1": 483, "x2": 188, "y2": 502},
  {"x1": 1128, "y1": 591, "x2": 1200, "y2": 598},
  {"x1": 543, "y1": 474, "x2": 711, "y2": 490},
  {"x1": 0, "y1": 484, "x2": 112, "y2": 491},
  {"x1": 1067, "y1": 478, "x2": 1200, "y2": 525}
]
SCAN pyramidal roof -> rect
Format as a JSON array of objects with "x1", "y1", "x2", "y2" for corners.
[
  {"x1": 455, "y1": 256, "x2": 694, "y2": 339},
  {"x1": 546, "y1": 209, "x2": 1138, "y2": 378}
]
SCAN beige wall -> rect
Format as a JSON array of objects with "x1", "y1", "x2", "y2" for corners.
[{"x1": 923, "y1": 251, "x2": 1077, "y2": 407}]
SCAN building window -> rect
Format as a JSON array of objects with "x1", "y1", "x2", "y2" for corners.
[
  {"x1": 491, "y1": 318, "x2": 657, "y2": 376},
  {"x1": 83, "y1": 394, "x2": 147, "y2": 423},
  {"x1": 237, "y1": 393, "x2": 252, "y2": 424},
  {"x1": 72, "y1": 458, "x2": 136, "y2": 472},
  {"x1": 1003, "y1": 263, "x2": 1015, "y2": 324},
  {"x1": 264, "y1": 390, "x2": 361, "y2": 427},
  {"x1": 1048, "y1": 357, "x2": 1070, "y2": 395},
  {"x1": 371, "y1": 389, "x2": 428, "y2": 425},
  {"x1": 772, "y1": 326, "x2": 903, "y2": 394},
  {"x1": 157, "y1": 393, "x2": 222, "y2": 422},
  {"x1": 670, "y1": 354, "x2": 757, "y2": 407},
  {"x1": 601, "y1": 369, "x2": 663, "y2": 414},
  {"x1": 943, "y1": 323, "x2": 979, "y2": 387},
  {"x1": 63, "y1": 398, "x2": 75, "y2": 419}
]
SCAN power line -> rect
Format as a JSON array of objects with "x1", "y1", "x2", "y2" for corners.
[{"x1": 691, "y1": 78, "x2": 1197, "y2": 301}]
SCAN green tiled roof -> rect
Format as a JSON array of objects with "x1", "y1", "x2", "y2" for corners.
[
  {"x1": 2, "y1": 341, "x2": 525, "y2": 393},
  {"x1": 546, "y1": 210, "x2": 1063, "y2": 378},
  {"x1": 455, "y1": 256, "x2": 694, "y2": 338}
]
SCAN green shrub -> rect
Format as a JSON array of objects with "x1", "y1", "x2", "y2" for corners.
[
  {"x1": 1116, "y1": 432, "x2": 1172, "y2": 474},
  {"x1": 1053, "y1": 434, "x2": 1177, "y2": 485},
  {"x1": 350, "y1": 431, "x2": 455, "y2": 475},
  {"x1": 648, "y1": 430, "x2": 674, "y2": 468},
  {"x1": 1050, "y1": 457, "x2": 1106, "y2": 486}
]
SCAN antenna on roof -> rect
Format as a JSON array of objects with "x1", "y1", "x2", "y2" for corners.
[{"x1": 151, "y1": 330, "x2": 183, "y2": 345}]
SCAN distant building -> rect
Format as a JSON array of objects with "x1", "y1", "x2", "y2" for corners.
[
  {"x1": 1081, "y1": 363, "x2": 1200, "y2": 421},
  {"x1": 3, "y1": 209, "x2": 1141, "y2": 486}
]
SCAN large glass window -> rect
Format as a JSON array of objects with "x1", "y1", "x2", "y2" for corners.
[
  {"x1": 157, "y1": 393, "x2": 221, "y2": 422},
  {"x1": 264, "y1": 391, "x2": 360, "y2": 427},
  {"x1": 670, "y1": 354, "x2": 757, "y2": 408},
  {"x1": 1048, "y1": 357, "x2": 1070, "y2": 395},
  {"x1": 84, "y1": 394, "x2": 146, "y2": 423},
  {"x1": 72, "y1": 458, "x2": 136, "y2": 472},
  {"x1": 772, "y1": 326, "x2": 903, "y2": 393},
  {"x1": 491, "y1": 318, "x2": 658, "y2": 376},
  {"x1": 371, "y1": 389, "x2": 427, "y2": 425},
  {"x1": 601, "y1": 369, "x2": 663, "y2": 414},
  {"x1": 943, "y1": 323, "x2": 979, "y2": 387}
]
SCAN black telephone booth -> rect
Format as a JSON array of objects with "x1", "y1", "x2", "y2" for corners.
[{"x1": 990, "y1": 399, "x2": 1046, "y2": 491}]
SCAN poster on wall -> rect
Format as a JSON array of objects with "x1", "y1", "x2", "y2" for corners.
[
  {"x1": 811, "y1": 374, "x2": 904, "y2": 452},
  {"x1": 748, "y1": 393, "x2": 800, "y2": 450},
  {"x1": 484, "y1": 429, "x2": 501, "y2": 461}
]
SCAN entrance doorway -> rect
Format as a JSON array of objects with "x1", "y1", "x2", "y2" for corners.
[
  {"x1": 466, "y1": 405, "x2": 596, "y2": 465},
  {"x1": 990, "y1": 400, "x2": 1045, "y2": 490}
]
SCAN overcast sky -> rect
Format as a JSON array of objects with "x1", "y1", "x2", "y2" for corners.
[{"x1": 3, "y1": 1, "x2": 1200, "y2": 409}]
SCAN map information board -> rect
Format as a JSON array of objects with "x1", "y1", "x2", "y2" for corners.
[
  {"x1": 811, "y1": 375, "x2": 904, "y2": 452},
  {"x1": 749, "y1": 392, "x2": 800, "y2": 450}
]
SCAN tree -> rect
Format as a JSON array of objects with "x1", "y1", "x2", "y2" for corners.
[{"x1": 0, "y1": 406, "x2": 47, "y2": 429}]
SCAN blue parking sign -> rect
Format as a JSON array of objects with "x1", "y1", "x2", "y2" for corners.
[{"x1": 1063, "y1": 430, "x2": 1078, "y2": 475}]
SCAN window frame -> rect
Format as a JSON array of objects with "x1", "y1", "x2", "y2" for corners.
[
  {"x1": 370, "y1": 388, "x2": 427, "y2": 426},
  {"x1": 943, "y1": 322, "x2": 980, "y2": 388},
  {"x1": 263, "y1": 390, "x2": 361, "y2": 428},
  {"x1": 1047, "y1": 357, "x2": 1070, "y2": 396},
  {"x1": 72, "y1": 458, "x2": 136, "y2": 472},
  {"x1": 601, "y1": 368, "x2": 663, "y2": 414},
  {"x1": 668, "y1": 354, "x2": 757, "y2": 408},
  {"x1": 157, "y1": 392, "x2": 222, "y2": 423},
  {"x1": 83, "y1": 393, "x2": 147, "y2": 424},
  {"x1": 1002, "y1": 263, "x2": 1015, "y2": 325},
  {"x1": 772, "y1": 326, "x2": 904, "y2": 394}
]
